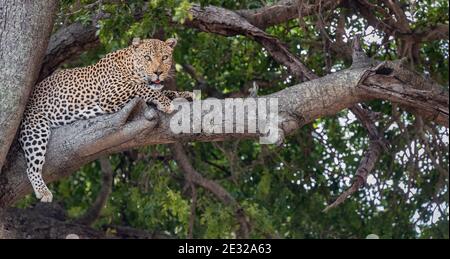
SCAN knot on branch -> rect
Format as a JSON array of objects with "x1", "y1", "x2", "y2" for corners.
[
  {"x1": 351, "y1": 35, "x2": 374, "y2": 69},
  {"x1": 274, "y1": 112, "x2": 303, "y2": 146},
  {"x1": 117, "y1": 97, "x2": 158, "y2": 126}
]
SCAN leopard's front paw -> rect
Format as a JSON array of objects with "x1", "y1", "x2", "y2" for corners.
[
  {"x1": 183, "y1": 91, "x2": 195, "y2": 102},
  {"x1": 158, "y1": 102, "x2": 175, "y2": 114}
]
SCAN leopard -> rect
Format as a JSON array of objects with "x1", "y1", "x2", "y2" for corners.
[{"x1": 19, "y1": 37, "x2": 194, "y2": 202}]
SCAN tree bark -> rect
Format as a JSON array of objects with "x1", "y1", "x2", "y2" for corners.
[{"x1": 0, "y1": 0, "x2": 58, "y2": 170}]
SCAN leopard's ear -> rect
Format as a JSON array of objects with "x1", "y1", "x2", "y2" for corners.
[
  {"x1": 132, "y1": 37, "x2": 141, "y2": 48},
  {"x1": 165, "y1": 38, "x2": 177, "y2": 49}
]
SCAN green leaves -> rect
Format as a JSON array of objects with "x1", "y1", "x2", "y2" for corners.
[
  {"x1": 172, "y1": 0, "x2": 193, "y2": 24},
  {"x1": 162, "y1": 189, "x2": 190, "y2": 235}
]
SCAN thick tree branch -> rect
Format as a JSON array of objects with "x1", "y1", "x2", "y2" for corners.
[
  {"x1": 236, "y1": 0, "x2": 342, "y2": 29},
  {"x1": 0, "y1": 59, "x2": 447, "y2": 208},
  {"x1": 359, "y1": 61, "x2": 448, "y2": 127}
]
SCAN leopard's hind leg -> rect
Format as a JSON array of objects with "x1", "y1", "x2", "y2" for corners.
[{"x1": 19, "y1": 113, "x2": 53, "y2": 202}]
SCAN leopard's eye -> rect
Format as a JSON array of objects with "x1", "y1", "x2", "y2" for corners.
[
  {"x1": 144, "y1": 55, "x2": 152, "y2": 61},
  {"x1": 162, "y1": 55, "x2": 169, "y2": 61}
]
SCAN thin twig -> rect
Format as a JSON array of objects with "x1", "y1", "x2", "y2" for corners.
[{"x1": 170, "y1": 143, "x2": 251, "y2": 238}]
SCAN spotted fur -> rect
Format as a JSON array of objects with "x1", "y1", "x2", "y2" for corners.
[{"x1": 19, "y1": 38, "x2": 193, "y2": 202}]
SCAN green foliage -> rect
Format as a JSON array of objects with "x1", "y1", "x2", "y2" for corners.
[{"x1": 17, "y1": 0, "x2": 448, "y2": 239}]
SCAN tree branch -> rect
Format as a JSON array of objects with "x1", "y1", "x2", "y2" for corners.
[
  {"x1": 323, "y1": 38, "x2": 388, "y2": 212},
  {"x1": 39, "y1": 22, "x2": 100, "y2": 81},
  {"x1": 0, "y1": 203, "x2": 105, "y2": 239},
  {"x1": 183, "y1": 4, "x2": 317, "y2": 81},
  {"x1": 359, "y1": 61, "x2": 449, "y2": 127},
  {"x1": 381, "y1": 0, "x2": 411, "y2": 33},
  {"x1": 419, "y1": 24, "x2": 449, "y2": 42},
  {"x1": 236, "y1": 0, "x2": 342, "y2": 29},
  {"x1": 354, "y1": 0, "x2": 448, "y2": 43},
  {"x1": 322, "y1": 139, "x2": 383, "y2": 212},
  {"x1": 0, "y1": 202, "x2": 172, "y2": 238},
  {"x1": 0, "y1": 59, "x2": 447, "y2": 208},
  {"x1": 323, "y1": 105, "x2": 387, "y2": 212},
  {"x1": 170, "y1": 143, "x2": 250, "y2": 238},
  {"x1": 76, "y1": 157, "x2": 114, "y2": 226}
]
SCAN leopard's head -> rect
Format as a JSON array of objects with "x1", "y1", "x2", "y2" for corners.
[{"x1": 131, "y1": 38, "x2": 177, "y2": 89}]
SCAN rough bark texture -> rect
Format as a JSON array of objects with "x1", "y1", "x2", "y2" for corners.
[
  {"x1": 359, "y1": 61, "x2": 449, "y2": 127},
  {"x1": 0, "y1": 60, "x2": 447, "y2": 208},
  {"x1": 0, "y1": 0, "x2": 57, "y2": 172},
  {"x1": 236, "y1": 0, "x2": 342, "y2": 29}
]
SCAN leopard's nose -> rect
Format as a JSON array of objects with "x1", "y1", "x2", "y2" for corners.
[{"x1": 155, "y1": 71, "x2": 163, "y2": 76}]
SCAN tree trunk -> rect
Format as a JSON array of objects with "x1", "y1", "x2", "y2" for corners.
[{"x1": 0, "y1": 0, "x2": 58, "y2": 170}]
